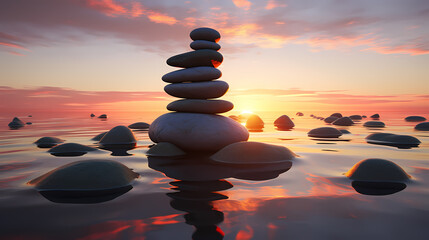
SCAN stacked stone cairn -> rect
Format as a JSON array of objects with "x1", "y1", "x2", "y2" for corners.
[{"x1": 149, "y1": 27, "x2": 249, "y2": 152}]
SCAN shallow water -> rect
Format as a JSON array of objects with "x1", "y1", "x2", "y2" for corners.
[{"x1": 0, "y1": 111, "x2": 428, "y2": 240}]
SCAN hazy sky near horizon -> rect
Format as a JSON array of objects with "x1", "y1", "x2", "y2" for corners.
[{"x1": 1, "y1": 0, "x2": 428, "y2": 113}]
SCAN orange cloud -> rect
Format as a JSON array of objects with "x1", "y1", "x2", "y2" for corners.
[
  {"x1": 265, "y1": 0, "x2": 287, "y2": 10},
  {"x1": 87, "y1": 0, "x2": 127, "y2": 16},
  {"x1": 367, "y1": 45, "x2": 429, "y2": 55},
  {"x1": 0, "y1": 42, "x2": 28, "y2": 50},
  {"x1": 147, "y1": 12, "x2": 177, "y2": 25},
  {"x1": 232, "y1": 0, "x2": 252, "y2": 10}
]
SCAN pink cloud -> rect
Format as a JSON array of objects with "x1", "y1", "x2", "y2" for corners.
[
  {"x1": 0, "y1": 42, "x2": 28, "y2": 50},
  {"x1": 232, "y1": 0, "x2": 252, "y2": 10},
  {"x1": 265, "y1": 0, "x2": 287, "y2": 10}
]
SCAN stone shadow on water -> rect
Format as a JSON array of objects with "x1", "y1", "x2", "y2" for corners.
[{"x1": 148, "y1": 153, "x2": 293, "y2": 239}]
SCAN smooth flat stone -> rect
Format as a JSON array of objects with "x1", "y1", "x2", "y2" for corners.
[
  {"x1": 349, "y1": 115, "x2": 362, "y2": 120},
  {"x1": 100, "y1": 126, "x2": 137, "y2": 145},
  {"x1": 167, "y1": 50, "x2": 223, "y2": 68},
  {"x1": 34, "y1": 137, "x2": 64, "y2": 148},
  {"x1": 363, "y1": 121, "x2": 385, "y2": 128},
  {"x1": 345, "y1": 158, "x2": 410, "y2": 182},
  {"x1": 324, "y1": 116, "x2": 338, "y2": 123},
  {"x1": 366, "y1": 133, "x2": 420, "y2": 148},
  {"x1": 164, "y1": 81, "x2": 229, "y2": 99},
  {"x1": 149, "y1": 113, "x2": 249, "y2": 151},
  {"x1": 128, "y1": 122, "x2": 150, "y2": 130},
  {"x1": 162, "y1": 67, "x2": 222, "y2": 83},
  {"x1": 190, "y1": 27, "x2": 221, "y2": 42},
  {"x1": 28, "y1": 160, "x2": 139, "y2": 191},
  {"x1": 8, "y1": 117, "x2": 25, "y2": 129},
  {"x1": 48, "y1": 143, "x2": 98, "y2": 156},
  {"x1": 332, "y1": 117, "x2": 354, "y2": 126},
  {"x1": 330, "y1": 113, "x2": 342, "y2": 118},
  {"x1": 246, "y1": 114, "x2": 264, "y2": 130},
  {"x1": 405, "y1": 116, "x2": 426, "y2": 122},
  {"x1": 370, "y1": 113, "x2": 380, "y2": 119},
  {"x1": 308, "y1": 127, "x2": 342, "y2": 138},
  {"x1": 98, "y1": 114, "x2": 107, "y2": 119},
  {"x1": 274, "y1": 115, "x2": 294, "y2": 129},
  {"x1": 211, "y1": 142, "x2": 296, "y2": 164},
  {"x1": 190, "y1": 40, "x2": 221, "y2": 51},
  {"x1": 167, "y1": 99, "x2": 233, "y2": 114},
  {"x1": 146, "y1": 142, "x2": 186, "y2": 157},
  {"x1": 415, "y1": 122, "x2": 429, "y2": 131}
]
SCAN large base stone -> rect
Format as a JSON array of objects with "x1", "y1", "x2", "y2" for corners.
[{"x1": 149, "y1": 113, "x2": 249, "y2": 151}]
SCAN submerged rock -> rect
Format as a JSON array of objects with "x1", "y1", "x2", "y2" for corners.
[
  {"x1": 98, "y1": 114, "x2": 107, "y2": 119},
  {"x1": 330, "y1": 113, "x2": 342, "y2": 118},
  {"x1": 274, "y1": 115, "x2": 295, "y2": 130},
  {"x1": 405, "y1": 116, "x2": 426, "y2": 122},
  {"x1": 8, "y1": 117, "x2": 25, "y2": 129},
  {"x1": 99, "y1": 126, "x2": 137, "y2": 150},
  {"x1": 345, "y1": 158, "x2": 410, "y2": 182},
  {"x1": 128, "y1": 122, "x2": 150, "y2": 130},
  {"x1": 34, "y1": 137, "x2": 64, "y2": 148},
  {"x1": 149, "y1": 113, "x2": 249, "y2": 152},
  {"x1": 363, "y1": 121, "x2": 385, "y2": 128},
  {"x1": 366, "y1": 133, "x2": 420, "y2": 148},
  {"x1": 246, "y1": 114, "x2": 264, "y2": 131},
  {"x1": 90, "y1": 113, "x2": 95, "y2": 117},
  {"x1": 91, "y1": 131, "x2": 108, "y2": 141},
  {"x1": 332, "y1": 117, "x2": 354, "y2": 126},
  {"x1": 349, "y1": 115, "x2": 362, "y2": 120},
  {"x1": 146, "y1": 142, "x2": 186, "y2": 157},
  {"x1": 339, "y1": 129, "x2": 351, "y2": 134},
  {"x1": 296, "y1": 112, "x2": 304, "y2": 116},
  {"x1": 324, "y1": 116, "x2": 338, "y2": 123},
  {"x1": 210, "y1": 142, "x2": 296, "y2": 164},
  {"x1": 415, "y1": 122, "x2": 429, "y2": 131},
  {"x1": 308, "y1": 127, "x2": 342, "y2": 138},
  {"x1": 48, "y1": 143, "x2": 98, "y2": 156},
  {"x1": 370, "y1": 113, "x2": 380, "y2": 119}
]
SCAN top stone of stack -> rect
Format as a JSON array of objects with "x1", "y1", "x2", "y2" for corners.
[{"x1": 190, "y1": 28, "x2": 221, "y2": 42}]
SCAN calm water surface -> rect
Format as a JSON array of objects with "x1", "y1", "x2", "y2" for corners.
[{"x1": 0, "y1": 111, "x2": 428, "y2": 240}]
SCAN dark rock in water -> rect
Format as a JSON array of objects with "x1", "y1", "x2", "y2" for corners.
[
  {"x1": 274, "y1": 115, "x2": 294, "y2": 130},
  {"x1": 34, "y1": 137, "x2": 64, "y2": 148},
  {"x1": 48, "y1": 143, "x2": 98, "y2": 156},
  {"x1": 149, "y1": 113, "x2": 249, "y2": 152},
  {"x1": 98, "y1": 114, "x2": 107, "y2": 119},
  {"x1": 349, "y1": 115, "x2": 362, "y2": 120},
  {"x1": 246, "y1": 114, "x2": 264, "y2": 131},
  {"x1": 351, "y1": 181, "x2": 406, "y2": 196},
  {"x1": 146, "y1": 142, "x2": 186, "y2": 157},
  {"x1": 91, "y1": 131, "x2": 108, "y2": 141},
  {"x1": 26, "y1": 122, "x2": 32, "y2": 125},
  {"x1": 324, "y1": 116, "x2": 338, "y2": 123},
  {"x1": 190, "y1": 27, "x2": 221, "y2": 42},
  {"x1": 363, "y1": 121, "x2": 385, "y2": 128},
  {"x1": 362, "y1": 115, "x2": 367, "y2": 118},
  {"x1": 330, "y1": 113, "x2": 342, "y2": 118},
  {"x1": 167, "y1": 50, "x2": 223, "y2": 68},
  {"x1": 415, "y1": 122, "x2": 429, "y2": 131},
  {"x1": 128, "y1": 122, "x2": 150, "y2": 130},
  {"x1": 99, "y1": 126, "x2": 137, "y2": 152},
  {"x1": 210, "y1": 142, "x2": 296, "y2": 164},
  {"x1": 162, "y1": 66, "x2": 222, "y2": 83},
  {"x1": 370, "y1": 113, "x2": 380, "y2": 119},
  {"x1": 365, "y1": 133, "x2": 420, "y2": 148},
  {"x1": 167, "y1": 99, "x2": 234, "y2": 114},
  {"x1": 339, "y1": 129, "x2": 351, "y2": 134},
  {"x1": 28, "y1": 115, "x2": 32, "y2": 117},
  {"x1": 332, "y1": 117, "x2": 354, "y2": 126},
  {"x1": 164, "y1": 81, "x2": 229, "y2": 99},
  {"x1": 8, "y1": 117, "x2": 25, "y2": 129},
  {"x1": 28, "y1": 160, "x2": 138, "y2": 203},
  {"x1": 308, "y1": 127, "x2": 342, "y2": 138},
  {"x1": 405, "y1": 116, "x2": 426, "y2": 122},
  {"x1": 345, "y1": 158, "x2": 410, "y2": 182},
  {"x1": 296, "y1": 112, "x2": 304, "y2": 116},
  {"x1": 190, "y1": 40, "x2": 221, "y2": 51},
  {"x1": 90, "y1": 113, "x2": 95, "y2": 117}
]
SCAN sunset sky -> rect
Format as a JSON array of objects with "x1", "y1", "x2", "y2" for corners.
[{"x1": 1, "y1": 0, "x2": 428, "y2": 114}]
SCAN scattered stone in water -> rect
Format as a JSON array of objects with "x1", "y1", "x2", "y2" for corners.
[
  {"x1": 190, "y1": 27, "x2": 221, "y2": 42},
  {"x1": 362, "y1": 115, "x2": 367, "y2": 118},
  {"x1": 339, "y1": 129, "x2": 351, "y2": 134},
  {"x1": 274, "y1": 115, "x2": 294, "y2": 130},
  {"x1": 366, "y1": 133, "x2": 420, "y2": 148},
  {"x1": 146, "y1": 142, "x2": 186, "y2": 157},
  {"x1": 308, "y1": 127, "x2": 343, "y2": 138},
  {"x1": 349, "y1": 115, "x2": 362, "y2": 120},
  {"x1": 90, "y1": 113, "x2": 95, "y2": 117},
  {"x1": 29, "y1": 159, "x2": 138, "y2": 190},
  {"x1": 210, "y1": 141, "x2": 296, "y2": 164},
  {"x1": 370, "y1": 113, "x2": 380, "y2": 119},
  {"x1": 167, "y1": 99, "x2": 234, "y2": 114},
  {"x1": 26, "y1": 122, "x2": 32, "y2": 125},
  {"x1": 34, "y1": 137, "x2": 64, "y2": 148},
  {"x1": 99, "y1": 125, "x2": 137, "y2": 150},
  {"x1": 167, "y1": 50, "x2": 223, "y2": 68},
  {"x1": 324, "y1": 116, "x2": 338, "y2": 123},
  {"x1": 363, "y1": 121, "x2": 385, "y2": 128},
  {"x1": 164, "y1": 81, "x2": 229, "y2": 99},
  {"x1": 128, "y1": 122, "x2": 150, "y2": 130},
  {"x1": 246, "y1": 114, "x2": 264, "y2": 131},
  {"x1": 296, "y1": 112, "x2": 304, "y2": 116},
  {"x1": 330, "y1": 113, "x2": 342, "y2": 118},
  {"x1": 351, "y1": 181, "x2": 406, "y2": 196},
  {"x1": 149, "y1": 113, "x2": 249, "y2": 152},
  {"x1": 365, "y1": 133, "x2": 395, "y2": 141},
  {"x1": 8, "y1": 117, "x2": 25, "y2": 129},
  {"x1": 345, "y1": 158, "x2": 410, "y2": 182},
  {"x1": 162, "y1": 66, "x2": 222, "y2": 83},
  {"x1": 98, "y1": 114, "x2": 107, "y2": 119},
  {"x1": 415, "y1": 122, "x2": 429, "y2": 131},
  {"x1": 405, "y1": 116, "x2": 426, "y2": 122},
  {"x1": 48, "y1": 143, "x2": 98, "y2": 156},
  {"x1": 332, "y1": 117, "x2": 354, "y2": 126},
  {"x1": 91, "y1": 131, "x2": 108, "y2": 141},
  {"x1": 190, "y1": 40, "x2": 221, "y2": 51}
]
